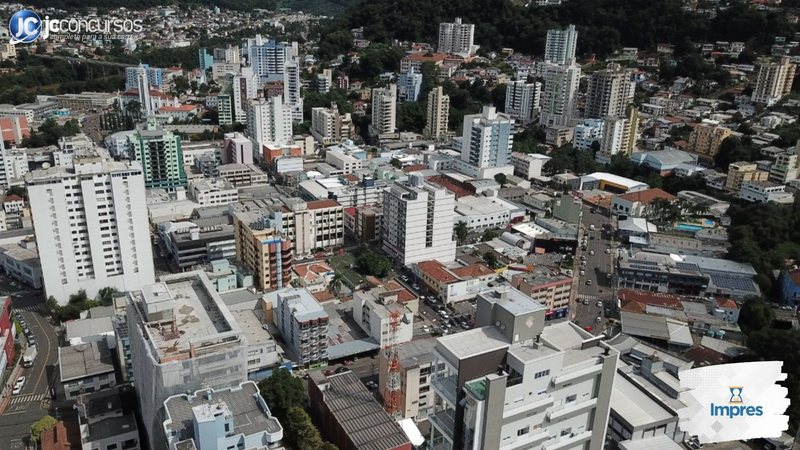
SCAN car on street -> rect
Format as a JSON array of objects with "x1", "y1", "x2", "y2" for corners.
[
  {"x1": 582, "y1": 298, "x2": 589, "y2": 305},
  {"x1": 597, "y1": 301, "x2": 603, "y2": 307},
  {"x1": 596, "y1": 316, "x2": 602, "y2": 322},
  {"x1": 12, "y1": 376, "x2": 25, "y2": 395},
  {"x1": 589, "y1": 250, "x2": 595, "y2": 256},
  {"x1": 605, "y1": 248, "x2": 611, "y2": 254},
  {"x1": 412, "y1": 284, "x2": 420, "y2": 291},
  {"x1": 440, "y1": 311, "x2": 450, "y2": 320},
  {"x1": 586, "y1": 280, "x2": 592, "y2": 285},
  {"x1": 27, "y1": 335, "x2": 36, "y2": 346},
  {"x1": 584, "y1": 326, "x2": 593, "y2": 332},
  {"x1": 401, "y1": 275, "x2": 409, "y2": 282},
  {"x1": 579, "y1": 270, "x2": 585, "y2": 276}
]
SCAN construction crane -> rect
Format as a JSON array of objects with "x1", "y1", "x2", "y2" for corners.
[{"x1": 385, "y1": 309, "x2": 402, "y2": 418}]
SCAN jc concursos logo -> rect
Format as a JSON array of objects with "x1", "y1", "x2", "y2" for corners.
[{"x1": 9, "y1": 9, "x2": 42, "y2": 44}]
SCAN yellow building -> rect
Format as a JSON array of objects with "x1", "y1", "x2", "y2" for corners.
[
  {"x1": 687, "y1": 123, "x2": 732, "y2": 161},
  {"x1": 232, "y1": 213, "x2": 293, "y2": 292},
  {"x1": 725, "y1": 162, "x2": 769, "y2": 192}
]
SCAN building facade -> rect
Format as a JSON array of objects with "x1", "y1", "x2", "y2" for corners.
[
  {"x1": 505, "y1": 80, "x2": 542, "y2": 123},
  {"x1": 751, "y1": 57, "x2": 796, "y2": 106},
  {"x1": 424, "y1": 86, "x2": 450, "y2": 139},
  {"x1": 127, "y1": 123, "x2": 187, "y2": 190},
  {"x1": 370, "y1": 84, "x2": 398, "y2": 136},
  {"x1": 438, "y1": 17, "x2": 477, "y2": 57}
]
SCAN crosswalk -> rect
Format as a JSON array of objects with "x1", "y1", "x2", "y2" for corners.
[
  {"x1": 9, "y1": 393, "x2": 45, "y2": 405},
  {"x1": 577, "y1": 294, "x2": 602, "y2": 302},
  {"x1": 12, "y1": 305, "x2": 44, "y2": 313}
]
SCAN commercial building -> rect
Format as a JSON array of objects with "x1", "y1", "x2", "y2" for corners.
[
  {"x1": 382, "y1": 176, "x2": 456, "y2": 266},
  {"x1": 353, "y1": 286, "x2": 415, "y2": 348},
  {"x1": 585, "y1": 64, "x2": 635, "y2": 119},
  {"x1": 264, "y1": 288, "x2": 328, "y2": 367},
  {"x1": 0, "y1": 297, "x2": 14, "y2": 377},
  {"x1": 545, "y1": 24, "x2": 578, "y2": 64},
  {"x1": 232, "y1": 206, "x2": 293, "y2": 291},
  {"x1": 125, "y1": 64, "x2": 164, "y2": 90},
  {"x1": 428, "y1": 287, "x2": 618, "y2": 450},
  {"x1": 370, "y1": 84, "x2": 398, "y2": 136},
  {"x1": 0, "y1": 240, "x2": 43, "y2": 289},
  {"x1": 76, "y1": 385, "x2": 141, "y2": 450},
  {"x1": 460, "y1": 106, "x2": 514, "y2": 170},
  {"x1": 162, "y1": 381, "x2": 283, "y2": 450},
  {"x1": 222, "y1": 132, "x2": 254, "y2": 165},
  {"x1": 25, "y1": 150, "x2": 154, "y2": 305},
  {"x1": 159, "y1": 221, "x2": 236, "y2": 271},
  {"x1": 751, "y1": 57, "x2": 796, "y2": 106},
  {"x1": 325, "y1": 149, "x2": 363, "y2": 174},
  {"x1": 58, "y1": 340, "x2": 117, "y2": 400},
  {"x1": 769, "y1": 148, "x2": 800, "y2": 184},
  {"x1": 188, "y1": 178, "x2": 239, "y2": 206},
  {"x1": 508, "y1": 269, "x2": 572, "y2": 319},
  {"x1": 127, "y1": 272, "x2": 248, "y2": 449},
  {"x1": 578, "y1": 172, "x2": 648, "y2": 193},
  {"x1": 610, "y1": 188, "x2": 676, "y2": 217},
  {"x1": 246, "y1": 36, "x2": 297, "y2": 82},
  {"x1": 511, "y1": 152, "x2": 550, "y2": 180},
  {"x1": 739, "y1": 180, "x2": 793, "y2": 204},
  {"x1": 504, "y1": 80, "x2": 541, "y2": 123},
  {"x1": 424, "y1": 86, "x2": 450, "y2": 140},
  {"x1": 127, "y1": 123, "x2": 187, "y2": 190},
  {"x1": 415, "y1": 260, "x2": 497, "y2": 304},
  {"x1": 308, "y1": 370, "x2": 412, "y2": 450},
  {"x1": 438, "y1": 17, "x2": 477, "y2": 57},
  {"x1": 724, "y1": 161, "x2": 769, "y2": 192},
  {"x1": 779, "y1": 268, "x2": 800, "y2": 306},
  {"x1": 311, "y1": 104, "x2": 354, "y2": 145},
  {"x1": 218, "y1": 164, "x2": 269, "y2": 188},
  {"x1": 345, "y1": 204, "x2": 383, "y2": 243},
  {"x1": 454, "y1": 194, "x2": 524, "y2": 231},
  {"x1": 247, "y1": 96, "x2": 292, "y2": 148},
  {"x1": 540, "y1": 63, "x2": 581, "y2": 127},
  {"x1": 686, "y1": 123, "x2": 732, "y2": 162},
  {"x1": 283, "y1": 57, "x2": 304, "y2": 121}
]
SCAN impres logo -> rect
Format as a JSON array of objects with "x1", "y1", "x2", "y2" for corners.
[
  {"x1": 9, "y1": 10, "x2": 42, "y2": 44},
  {"x1": 709, "y1": 386, "x2": 764, "y2": 418}
]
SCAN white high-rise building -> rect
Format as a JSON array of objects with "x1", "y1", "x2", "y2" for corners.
[
  {"x1": 438, "y1": 17, "x2": 478, "y2": 57},
  {"x1": 247, "y1": 96, "x2": 292, "y2": 149},
  {"x1": 232, "y1": 67, "x2": 258, "y2": 124},
  {"x1": 246, "y1": 36, "x2": 298, "y2": 82},
  {"x1": 317, "y1": 68, "x2": 332, "y2": 94},
  {"x1": 545, "y1": 24, "x2": 578, "y2": 64},
  {"x1": 136, "y1": 63, "x2": 153, "y2": 117},
  {"x1": 370, "y1": 84, "x2": 397, "y2": 136},
  {"x1": 382, "y1": 175, "x2": 456, "y2": 266},
  {"x1": 398, "y1": 70, "x2": 423, "y2": 102},
  {"x1": 428, "y1": 287, "x2": 618, "y2": 450},
  {"x1": 504, "y1": 80, "x2": 542, "y2": 122},
  {"x1": 751, "y1": 56, "x2": 797, "y2": 106},
  {"x1": 310, "y1": 104, "x2": 353, "y2": 146},
  {"x1": 460, "y1": 106, "x2": 514, "y2": 169},
  {"x1": 424, "y1": 86, "x2": 450, "y2": 139},
  {"x1": 283, "y1": 58, "x2": 303, "y2": 122},
  {"x1": 540, "y1": 62, "x2": 581, "y2": 127},
  {"x1": 585, "y1": 64, "x2": 635, "y2": 119},
  {"x1": 25, "y1": 149, "x2": 155, "y2": 305}
]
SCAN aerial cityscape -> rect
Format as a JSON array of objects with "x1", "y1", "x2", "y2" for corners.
[{"x1": 0, "y1": 0, "x2": 798, "y2": 449}]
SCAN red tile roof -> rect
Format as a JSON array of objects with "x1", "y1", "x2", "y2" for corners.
[
  {"x1": 715, "y1": 298, "x2": 739, "y2": 310},
  {"x1": 450, "y1": 263, "x2": 494, "y2": 278},
  {"x1": 158, "y1": 104, "x2": 199, "y2": 112},
  {"x1": 403, "y1": 52, "x2": 448, "y2": 62},
  {"x1": 402, "y1": 164, "x2": 428, "y2": 173},
  {"x1": 4, "y1": 194, "x2": 22, "y2": 202},
  {"x1": 312, "y1": 290, "x2": 336, "y2": 302},
  {"x1": 343, "y1": 207, "x2": 357, "y2": 217},
  {"x1": 384, "y1": 280, "x2": 417, "y2": 303},
  {"x1": 307, "y1": 199, "x2": 341, "y2": 210},
  {"x1": 417, "y1": 260, "x2": 458, "y2": 283},
  {"x1": 618, "y1": 289, "x2": 683, "y2": 313},
  {"x1": 684, "y1": 345, "x2": 730, "y2": 366},
  {"x1": 617, "y1": 188, "x2": 676, "y2": 204},
  {"x1": 41, "y1": 421, "x2": 80, "y2": 450}
]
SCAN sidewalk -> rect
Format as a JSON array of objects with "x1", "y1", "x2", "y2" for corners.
[{"x1": 0, "y1": 353, "x2": 25, "y2": 415}]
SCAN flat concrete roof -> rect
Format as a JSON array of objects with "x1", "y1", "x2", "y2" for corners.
[
  {"x1": 59, "y1": 340, "x2": 115, "y2": 382},
  {"x1": 611, "y1": 373, "x2": 675, "y2": 429},
  {"x1": 436, "y1": 326, "x2": 509, "y2": 361}
]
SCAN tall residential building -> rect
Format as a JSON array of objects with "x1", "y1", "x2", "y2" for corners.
[
  {"x1": 283, "y1": 57, "x2": 303, "y2": 121},
  {"x1": 135, "y1": 64, "x2": 154, "y2": 117},
  {"x1": 398, "y1": 70, "x2": 424, "y2": 102},
  {"x1": 127, "y1": 272, "x2": 247, "y2": 449},
  {"x1": 686, "y1": 122, "x2": 732, "y2": 162},
  {"x1": 545, "y1": 24, "x2": 578, "y2": 65},
  {"x1": 438, "y1": 17, "x2": 477, "y2": 57},
  {"x1": 460, "y1": 106, "x2": 514, "y2": 169},
  {"x1": 370, "y1": 84, "x2": 397, "y2": 136},
  {"x1": 725, "y1": 162, "x2": 769, "y2": 192},
  {"x1": 25, "y1": 149, "x2": 154, "y2": 305},
  {"x1": 232, "y1": 67, "x2": 258, "y2": 124},
  {"x1": 264, "y1": 288, "x2": 329, "y2": 367},
  {"x1": 247, "y1": 96, "x2": 292, "y2": 149},
  {"x1": 504, "y1": 80, "x2": 542, "y2": 122},
  {"x1": 540, "y1": 62, "x2": 581, "y2": 127},
  {"x1": 769, "y1": 147, "x2": 800, "y2": 184},
  {"x1": 197, "y1": 48, "x2": 214, "y2": 82},
  {"x1": 428, "y1": 287, "x2": 618, "y2": 450},
  {"x1": 597, "y1": 107, "x2": 639, "y2": 160},
  {"x1": 751, "y1": 56, "x2": 796, "y2": 106},
  {"x1": 424, "y1": 86, "x2": 450, "y2": 139},
  {"x1": 125, "y1": 64, "x2": 164, "y2": 90},
  {"x1": 222, "y1": 132, "x2": 254, "y2": 165},
  {"x1": 127, "y1": 122, "x2": 187, "y2": 190},
  {"x1": 310, "y1": 104, "x2": 353, "y2": 145},
  {"x1": 214, "y1": 45, "x2": 240, "y2": 64},
  {"x1": 585, "y1": 64, "x2": 635, "y2": 119},
  {"x1": 378, "y1": 338, "x2": 438, "y2": 421},
  {"x1": 382, "y1": 175, "x2": 456, "y2": 266},
  {"x1": 232, "y1": 207, "x2": 293, "y2": 291},
  {"x1": 217, "y1": 94, "x2": 233, "y2": 125},
  {"x1": 246, "y1": 36, "x2": 298, "y2": 82},
  {"x1": 317, "y1": 68, "x2": 332, "y2": 94}
]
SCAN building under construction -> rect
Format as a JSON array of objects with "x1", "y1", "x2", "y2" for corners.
[{"x1": 127, "y1": 271, "x2": 247, "y2": 450}]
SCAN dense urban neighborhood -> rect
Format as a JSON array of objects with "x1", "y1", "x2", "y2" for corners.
[{"x1": 0, "y1": 0, "x2": 799, "y2": 449}]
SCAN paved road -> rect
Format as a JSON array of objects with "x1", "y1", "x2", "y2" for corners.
[
  {"x1": 0, "y1": 279, "x2": 59, "y2": 449},
  {"x1": 573, "y1": 206, "x2": 617, "y2": 334}
]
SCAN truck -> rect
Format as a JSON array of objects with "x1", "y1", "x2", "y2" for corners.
[{"x1": 22, "y1": 345, "x2": 37, "y2": 368}]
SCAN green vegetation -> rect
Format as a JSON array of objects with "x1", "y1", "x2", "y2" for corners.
[
  {"x1": 494, "y1": 173, "x2": 507, "y2": 187},
  {"x1": 283, "y1": 406, "x2": 338, "y2": 450},
  {"x1": 481, "y1": 228, "x2": 502, "y2": 242},
  {"x1": 6, "y1": 186, "x2": 27, "y2": 199},
  {"x1": 22, "y1": 118, "x2": 81, "y2": 147},
  {"x1": 714, "y1": 136, "x2": 760, "y2": 170},
  {"x1": 454, "y1": 222, "x2": 469, "y2": 245},
  {"x1": 389, "y1": 158, "x2": 403, "y2": 169},
  {"x1": 257, "y1": 368, "x2": 306, "y2": 419},
  {"x1": 30, "y1": 416, "x2": 57, "y2": 443},
  {"x1": 542, "y1": 145, "x2": 600, "y2": 176},
  {"x1": 738, "y1": 297, "x2": 775, "y2": 335},
  {"x1": 354, "y1": 245, "x2": 391, "y2": 278},
  {"x1": 46, "y1": 287, "x2": 118, "y2": 322}
]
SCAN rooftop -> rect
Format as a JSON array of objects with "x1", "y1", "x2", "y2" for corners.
[
  {"x1": 265, "y1": 288, "x2": 327, "y2": 323},
  {"x1": 65, "y1": 317, "x2": 113, "y2": 342},
  {"x1": 311, "y1": 371, "x2": 410, "y2": 450},
  {"x1": 163, "y1": 381, "x2": 282, "y2": 445},
  {"x1": 479, "y1": 286, "x2": 546, "y2": 317},
  {"x1": 436, "y1": 326, "x2": 509, "y2": 361},
  {"x1": 611, "y1": 372, "x2": 675, "y2": 429},
  {"x1": 59, "y1": 340, "x2": 115, "y2": 383},
  {"x1": 617, "y1": 188, "x2": 676, "y2": 204}
]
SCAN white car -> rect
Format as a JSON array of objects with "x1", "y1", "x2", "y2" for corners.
[
  {"x1": 12, "y1": 376, "x2": 25, "y2": 395},
  {"x1": 605, "y1": 248, "x2": 611, "y2": 254},
  {"x1": 582, "y1": 299, "x2": 589, "y2": 305},
  {"x1": 596, "y1": 316, "x2": 602, "y2": 322},
  {"x1": 589, "y1": 250, "x2": 595, "y2": 256},
  {"x1": 597, "y1": 301, "x2": 603, "y2": 307}
]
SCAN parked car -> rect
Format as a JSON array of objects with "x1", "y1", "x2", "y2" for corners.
[
  {"x1": 582, "y1": 299, "x2": 589, "y2": 305},
  {"x1": 12, "y1": 376, "x2": 25, "y2": 395},
  {"x1": 605, "y1": 248, "x2": 611, "y2": 254},
  {"x1": 589, "y1": 250, "x2": 595, "y2": 256},
  {"x1": 412, "y1": 284, "x2": 420, "y2": 291},
  {"x1": 597, "y1": 301, "x2": 603, "y2": 307},
  {"x1": 401, "y1": 275, "x2": 409, "y2": 282},
  {"x1": 586, "y1": 280, "x2": 592, "y2": 285}
]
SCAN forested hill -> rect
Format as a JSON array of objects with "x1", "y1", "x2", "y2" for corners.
[{"x1": 347, "y1": 0, "x2": 796, "y2": 58}]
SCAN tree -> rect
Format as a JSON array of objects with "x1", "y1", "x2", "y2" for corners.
[
  {"x1": 330, "y1": 272, "x2": 344, "y2": 296},
  {"x1": 482, "y1": 229, "x2": 502, "y2": 242},
  {"x1": 354, "y1": 245, "x2": 392, "y2": 277},
  {"x1": 483, "y1": 251, "x2": 499, "y2": 268},
  {"x1": 454, "y1": 222, "x2": 469, "y2": 245},
  {"x1": 98, "y1": 287, "x2": 118, "y2": 306},
  {"x1": 283, "y1": 406, "x2": 326, "y2": 450},
  {"x1": 738, "y1": 297, "x2": 775, "y2": 335},
  {"x1": 30, "y1": 415, "x2": 57, "y2": 443},
  {"x1": 494, "y1": 173, "x2": 508, "y2": 187},
  {"x1": 6, "y1": 186, "x2": 26, "y2": 199},
  {"x1": 389, "y1": 158, "x2": 402, "y2": 169},
  {"x1": 257, "y1": 368, "x2": 306, "y2": 420}
]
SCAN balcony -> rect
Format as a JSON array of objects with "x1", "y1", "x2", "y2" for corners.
[
  {"x1": 429, "y1": 408, "x2": 456, "y2": 439},
  {"x1": 431, "y1": 374, "x2": 458, "y2": 406}
]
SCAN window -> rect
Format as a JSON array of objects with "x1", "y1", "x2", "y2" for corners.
[
  {"x1": 225, "y1": 423, "x2": 230, "y2": 433},
  {"x1": 560, "y1": 427, "x2": 572, "y2": 436},
  {"x1": 534, "y1": 369, "x2": 550, "y2": 379},
  {"x1": 106, "y1": 445, "x2": 117, "y2": 450},
  {"x1": 517, "y1": 426, "x2": 530, "y2": 436},
  {"x1": 566, "y1": 394, "x2": 577, "y2": 403}
]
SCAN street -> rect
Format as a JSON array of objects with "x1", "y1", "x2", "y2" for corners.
[
  {"x1": 573, "y1": 205, "x2": 617, "y2": 334},
  {"x1": 0, "y1": 277, "x2": 59, "y2": 449}
]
